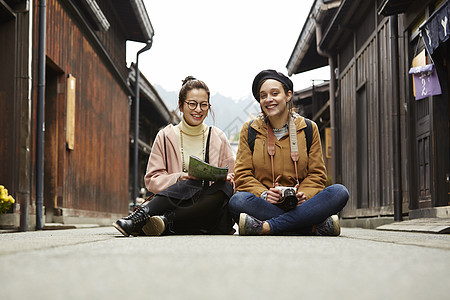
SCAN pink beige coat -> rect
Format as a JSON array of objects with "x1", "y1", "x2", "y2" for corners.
[{"x1": 145, "y1": 124, "x2": 235, "y2": 194}]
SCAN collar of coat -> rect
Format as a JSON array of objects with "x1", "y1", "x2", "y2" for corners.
[{"x1": 250, "y1": 112, "x2": 308, "y2": 136}]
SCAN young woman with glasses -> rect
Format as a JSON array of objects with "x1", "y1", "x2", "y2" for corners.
[{"x1": 113, "y1": 76, "x2": 235, "y2": 236}]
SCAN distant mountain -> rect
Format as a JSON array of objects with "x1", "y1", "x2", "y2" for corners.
[
  {"x1": 153, "y1": 84, "x2": 261, "y2": 140},
  {"x1": 152, "y1": 85, "x2": 179, "y2": 112}
]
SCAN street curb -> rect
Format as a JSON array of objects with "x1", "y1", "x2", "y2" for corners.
[
  {"x1": 340, "y1": 217, "x2": 394, "y2": 230},
  {"x1": 43, "y1": 223, "x2": 100, "y2": 230},
  {"x1": 376, "y1": 218, "x2": 450, "y2": 234}
]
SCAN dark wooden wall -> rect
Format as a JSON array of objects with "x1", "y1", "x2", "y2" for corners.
[
  {"x1": 0, "y1": 15, "x2": 16, "y2": 195},
  {"x1": 400, "y1": 1, "x2": 450, "y2": 210},
  {"x1": 32, "y1": 0, "x2": 130, "y2": 215},
  {"x1": 335, "y1": 0, "x2": 448, "y2": 218},
  {"x1": 95, "y1": 2, "x2": 128, "y2": 79},
  {"x1": 0, "y1": 5, "x2": 34, "y2": 219},
  {"x1": 339, "y1": 11, "x2": 397, "y2": 218}
]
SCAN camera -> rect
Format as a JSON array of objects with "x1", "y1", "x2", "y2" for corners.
[{"x1": 276, "y1": 186, "x2": 298, "y2": 211}]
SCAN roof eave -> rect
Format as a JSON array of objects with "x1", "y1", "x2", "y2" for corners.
[
  {"x1": 287, "y1": 0, "x2": 323, "y2": 76},
  {"x1": 129, "y1": 65, "x2": 170, "y2": 123},
  {"x1": 130, "y1": 0, "x2": 154, "y2": 41},
  {"x1": 320, "y1": 0, "x2": 372, "y2": 51},
  {"x1": 377, "y1": 0, "x2": 412, "y2": 16},
  {"x1": 287, "y1": 0, "x2": 341, "y2": 75}
]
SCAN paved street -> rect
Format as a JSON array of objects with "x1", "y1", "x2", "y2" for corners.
[{"x1": 1, "y1": 226, "x2": 449, "y2": 300}]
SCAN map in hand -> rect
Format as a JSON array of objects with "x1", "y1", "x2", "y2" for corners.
[{"x1": 188, "y1": 155, "x2": 228, "y2": 181}]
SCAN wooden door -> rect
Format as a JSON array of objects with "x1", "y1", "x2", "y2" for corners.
[
  {"x1": 44, "y1": 65, "x2": 65, "y2": 220},
  {"x1": 415, "y1": 98, "x2": 432, "y2": 208},
  {"x1": 356, "y1": 84, "x2": 369, "y2": 208}
]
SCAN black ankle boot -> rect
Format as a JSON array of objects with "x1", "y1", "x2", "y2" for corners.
[
  {"x1": 142, "y1": 211, "x2": 174, "y2": 236},
  {"x1": 113, "y1": 204, "x2": 151, "y2": 237}
]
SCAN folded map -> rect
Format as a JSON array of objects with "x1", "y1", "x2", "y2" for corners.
[{"x1": 188, "y1": 155, "x2": 228, "y2": 181}]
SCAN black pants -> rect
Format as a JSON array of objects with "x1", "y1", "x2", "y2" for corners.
[{"x1": 145, "y1": 190, "x2": 231, "y2": 234}]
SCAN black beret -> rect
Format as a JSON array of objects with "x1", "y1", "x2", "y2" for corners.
[{"x1": 252, "y1": 69, "x2": 293, "y2": 102}]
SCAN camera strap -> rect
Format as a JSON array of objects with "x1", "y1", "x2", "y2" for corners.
[
  {"x1": 267, "y1": 115, "x2": 300, "y2": 187},
  {"x1": 267, "y1": 124, "x2": 276, "y2": 187},
  {"x1": 288, "y1": 116, "x2": 300, "y2": 186}
]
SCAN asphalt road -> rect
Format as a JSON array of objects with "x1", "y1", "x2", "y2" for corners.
[{"x1": 1, "y1": 226, "x2": 449, "y2": 300}]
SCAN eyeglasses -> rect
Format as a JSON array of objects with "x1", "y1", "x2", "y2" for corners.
[{"x1": 184, "y1": 100, "x2": 210, "y2": 111}]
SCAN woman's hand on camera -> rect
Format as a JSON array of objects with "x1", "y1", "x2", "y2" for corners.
[
  {"x1": 226, "y1": 173, "x2": 235, "y2": 190},
  {"x1": 294, "y1": 184, "x2": 306, "y2": 205},
  {"x1": 226, "y1": 173, "x2": 234, "y2": 183},
  {"x1": 266, "y1": 187, "x2": 282, "y2": 204}
]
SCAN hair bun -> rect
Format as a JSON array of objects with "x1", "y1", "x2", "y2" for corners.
[{"x1": 182, "y1": 76, "x2": 197, "y2": 86}]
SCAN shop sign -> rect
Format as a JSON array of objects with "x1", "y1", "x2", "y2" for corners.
[{"x1": 408, "y1": 64, "x2": 442, "y2": 100}]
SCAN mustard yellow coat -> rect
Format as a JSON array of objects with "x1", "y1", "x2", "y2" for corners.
[{"x1": 234, "y1": 113, "x2": 327, "y2": 200}]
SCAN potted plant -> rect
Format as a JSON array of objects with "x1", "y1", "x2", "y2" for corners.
[{"x1": 0, "y1": 185, "x2": 15, "y2": 215}]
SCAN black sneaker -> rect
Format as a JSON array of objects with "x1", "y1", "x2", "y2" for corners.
[
  {"x1": 315, "y1": 215, "x2": 341, "y2": 236},
  {"x1": 113, "y1": 206, "x2": 151, "y2": 237},
  {"x1": 238, "y1": 213, "x2": 265, "y2": 235}
]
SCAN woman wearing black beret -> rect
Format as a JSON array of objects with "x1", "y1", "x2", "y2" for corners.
[{"x1": 229, "y1": 69, "x2": 349, "y2": 235}]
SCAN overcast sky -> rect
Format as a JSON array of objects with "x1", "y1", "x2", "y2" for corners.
[{"x1": 126, "y1": 0, "x2": 329, "y2": 100}]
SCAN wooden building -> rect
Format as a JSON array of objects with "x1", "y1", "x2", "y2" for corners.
[
  {"x1": 292, "y1": 82, "x2": 332, "y2": 184},
  {"x1": 0, "y1": 0, "x2": 162, "y2": 229},
  {"x1": 128, "y1": 64, "x2": 179, "y2": 208},
  {"x1": 287, "y1": 0, "x2": 449, "y2": 224},
  {"x1": 1, "y1": 0, "x2": 31, "y2": 228}
]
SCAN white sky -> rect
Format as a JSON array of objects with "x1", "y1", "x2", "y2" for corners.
[{"x1": 126, "y1": 0, "x2": 329, "y2": 100}]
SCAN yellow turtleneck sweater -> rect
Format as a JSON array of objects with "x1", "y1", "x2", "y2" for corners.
[{"x1": 173, "y1": 117, "x2": 208, "y2": 172}]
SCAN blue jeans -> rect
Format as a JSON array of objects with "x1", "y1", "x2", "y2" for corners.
[{"x1": 229, "y1": 184, "x2": 349, "y2": 234}]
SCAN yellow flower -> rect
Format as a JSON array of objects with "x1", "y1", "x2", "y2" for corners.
[{"x1": 0, "y1": 186, "x2": 15, "y2": 214}]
